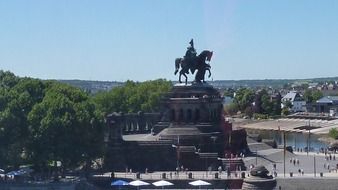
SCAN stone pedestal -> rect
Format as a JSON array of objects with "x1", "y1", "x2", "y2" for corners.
[
  {"x1": 242, "y1": 177, "x2": 276, "y2": 190},
  {"x1": 242, "y1": 165, "x2": 276, "y2": 190}
]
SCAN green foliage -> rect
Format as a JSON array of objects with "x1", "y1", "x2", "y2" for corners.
[
  {"x1": 0, "y1": 70, "x2": 19, "y2": 88},
  {"x1": 283, "y1": 100, "x2": 293, "y2": 109},
  {"x1": 93, "y1": 79, "x2": 172, "y2": 115},
  {"x1": 253, "y1": 113, "x2": 269, "y2": 119},
  {"x1": 224, "y1": 103, "x2": 238, "y2": 115},
  {"x1": 303, "y1": 89, "x2": 323, "y2": 103},
  {"x1": 312, "y1": 90, "x2": 323, "y2": 102},
  {"x1": 329, "y1": 128, "x2": 338, "y2": 139},
  {"x1": 260, "y1": 90, "x2": 273, "y2": 114},
  {"x1": 0, "y1": 75, "x2": 42, "y2": 166},
  {"x1": 253, "y1": 89, "x2": 281, "y2": 116},
  {"x1": 233, "y1": 88, "x2": 255, "y2": 112},
  {"x1": 281, "y1": 107, "x2": 290, "y2": 116},
  {"x1": 0, "y1": 70, "x2": 104, "y2": 170},
  {"x1": 223, "y1": 88, "x2": 235, "y2": 98},
  {"x1": 27, "y1": 83, "x2": 104, "y2": 168}
]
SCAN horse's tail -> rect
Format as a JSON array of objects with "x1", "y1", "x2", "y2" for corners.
[{"x1": 174, "y1": 58, "x2": 181, "y2": 75}]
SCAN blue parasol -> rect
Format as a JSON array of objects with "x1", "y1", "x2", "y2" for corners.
[{"x1": 111, "y1": 179, "x2": 129, "y2": 189}]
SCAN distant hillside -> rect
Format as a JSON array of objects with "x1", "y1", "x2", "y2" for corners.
[
  {"x1": 58, "y1": 80, "x2": 123, "y2": 93},
  {"x1": 58, "y1": 76, "x2": 338, "y2": 92},
  {"x1": 210, "y1": 76, "x2": 338, "y2": 89}
]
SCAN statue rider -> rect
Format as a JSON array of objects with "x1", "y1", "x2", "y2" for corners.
[{"x1": 184, "y1": 39, "x2": 197, "y2": 73}]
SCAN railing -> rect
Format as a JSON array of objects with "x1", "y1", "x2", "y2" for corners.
[{"x1": 104, "y1": 171, "x2": 248, "y2": 180}]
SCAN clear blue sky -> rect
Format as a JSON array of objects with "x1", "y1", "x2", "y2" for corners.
[{"x1": 1, "y1": 0, "x2": 338, "y2": 81}]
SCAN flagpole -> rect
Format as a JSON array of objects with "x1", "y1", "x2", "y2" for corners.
[{"x1": 283, "y1": 131, "x2": 286, "y2": 178}]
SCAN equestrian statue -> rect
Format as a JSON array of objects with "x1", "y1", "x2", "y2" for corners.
[{"x1": 174, "y1": 39, "x2": 213, "y2": 84}]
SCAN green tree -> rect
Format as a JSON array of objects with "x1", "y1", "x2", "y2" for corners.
[
  {"x1": 272, "y1": 95, "x2": 282, "y2": 116},
  {"x1": 0, "y1": 77, "x2": 45, "y2": 167},
  {"x1": 0, "y1": 70, "x2": 19, "y2": 88},
  {"x1": 260, "y1": 90, "x2": 273, "y2": 114},
  {"x1": 281, "y1": 107, "x2": 290, "y2": 116},
  {"x1": 303, "y1": 89, "x2": 323, "y2": 103},
  {"x1": 224, "y1": 102, "x2": 238, "y2": 116},
  {"x1": 27, "y1": 83, "x2": 104, "y2": 170},
  {"x1": 223, "y1": 88, "x2": 235, "y2": 98},
  {"x1": 284, "y1": 100, "x2": 293, "y2": 109},
  {"x1": 312, "y1": 90, "x2": 323, "y2": 102},
  {"x1": 233, "y1": 88, "x2": 255, "y2": 112},
  {"x1": 303, "y1": 89, "x2": 313, "y2": 103},
  {"x1": 93, "y1": 79, "x2": 172, "y2": 115},
  {"x1": 329, "y1": 128, "x2": 338, "y2": 139}
]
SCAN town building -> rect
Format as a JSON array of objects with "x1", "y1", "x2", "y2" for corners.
[
  {"x1": 306, "y1": 96, "x2": 338, "y2": 116},
  {"x1": 281, "y1": 91, "x2": 306, "y2": 112}
]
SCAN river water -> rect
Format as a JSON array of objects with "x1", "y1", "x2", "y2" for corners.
[{"x1": 247, "y1": 129, "x2": 329, "y2": 151}]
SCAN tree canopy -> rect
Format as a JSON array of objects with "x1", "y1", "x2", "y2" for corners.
[
  {"x1": 0, "y1": 70, "x2": 171, "y2": 170},
  {"x1": 303, "y1": 89, "x2": 323, "y2": 103},
  {"x1": 93, "y1": 79, "x2": 172, "y2": 115}
]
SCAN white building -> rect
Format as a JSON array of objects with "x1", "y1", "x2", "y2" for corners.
[{"x1": 281, "y1": 91, "x2": 306, "y2": 112}]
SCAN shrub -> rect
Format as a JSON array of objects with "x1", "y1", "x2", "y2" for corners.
[{"x1": 329, "y1": 128, "x2": 338, "y2": 139}]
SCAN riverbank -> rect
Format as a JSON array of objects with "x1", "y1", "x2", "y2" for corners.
[{"x1": 318, "y1": 136, "x2": 337, "y2": 145}]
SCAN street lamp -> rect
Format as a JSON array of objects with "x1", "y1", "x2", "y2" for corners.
[
  {"x1": 314, "y1": 155, "x2": 316, "y2": 177},
  {"x1": 278, "y1": 124, "x2": 286, "y2": 178},
  {"x1": 172, "y1": 135, "x2": 180, "y2": 171},
  {"x1": 307, "y1": 120, "x2": 311, "y2": 156},
  {"x1": 283, "y1": 130, "x2": 286, "y2": 178},
  {"x1": 171, "y1": 144, "x2": 179, "y2": 171}
]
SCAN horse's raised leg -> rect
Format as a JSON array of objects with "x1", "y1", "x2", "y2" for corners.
[{"x1": 182, "y1": 73, "x2": 188, "y2": 85}]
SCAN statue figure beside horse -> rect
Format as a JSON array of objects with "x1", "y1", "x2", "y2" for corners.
[{"x1": 174, "y1": 49, "x2": 213, "y2": 84}]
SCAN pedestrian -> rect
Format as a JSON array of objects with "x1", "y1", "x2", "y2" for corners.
[
  {"x1": 324, "y1": 163, "x2": 326, "y2": 169},
  {"x1": 296, "y1": 159, "x2": 299, "y2": 165},
  {"x1": 293, "y1": 159, "x2": 296, "y2": 166},
  {"x1": 218, "y1": 166, "x2": 222, "y2": 173},
  {"x1": 250, "y1": 164, "x2": 254, "y2": 170},
  {"x1": 334, "y1": 155, "x2": 336, "y2": 160}
]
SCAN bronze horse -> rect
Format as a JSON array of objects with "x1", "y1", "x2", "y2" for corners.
[{"x1": 174, "y1": 50, "x2": 213, "y2": 84}]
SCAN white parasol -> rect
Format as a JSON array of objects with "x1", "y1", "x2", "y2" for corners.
[
  {"x1": 189, "y1": 180, "x2": 211, "y2": 189},
  {"x1": 129, "y1": 180, "x2": 150, "y2": 190},
  {"x1": 152, "y1": 180, "x2": 174, "y2": 189}
]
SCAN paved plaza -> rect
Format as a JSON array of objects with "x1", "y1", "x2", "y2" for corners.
[{"x1": 101, "y1": 149, "x2": 338, "y2": 180}]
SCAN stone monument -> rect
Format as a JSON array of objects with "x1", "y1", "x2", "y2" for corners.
[
  {"x1": 104, "y1": 40, "x2": 248, "y2": 172},
  {"x1": 174, "y1": 39, "x2": 213, "y2": 84}
]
